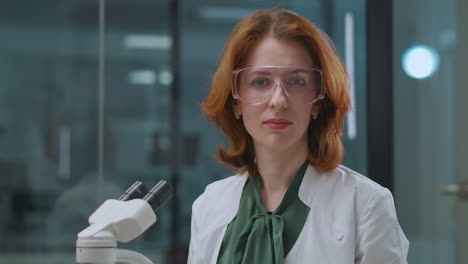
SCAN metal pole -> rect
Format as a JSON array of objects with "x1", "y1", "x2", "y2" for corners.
[
  {"x1": 97, "y1": 0, "x2": 106, "y2": 204},
  {"x1": 169, "y1": 0, "x2": 181, "y2": 259}
]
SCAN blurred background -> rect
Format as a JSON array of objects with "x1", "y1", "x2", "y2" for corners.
[{"x1": 0, "y1": 0, "x2": 466, "y2": 263}]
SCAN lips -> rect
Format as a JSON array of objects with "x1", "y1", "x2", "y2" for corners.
[{"x1": 263, "y1": 118, "x2": 292, "y2": 130}]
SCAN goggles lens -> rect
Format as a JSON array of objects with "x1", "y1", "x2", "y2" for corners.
[{"x1": 233, "y1": 66, "x2": 323, "y2": 105}]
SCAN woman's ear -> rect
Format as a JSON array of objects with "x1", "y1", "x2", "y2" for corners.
[{"x1": 232, "y1": 100, "x2": 241, "y2": 118}]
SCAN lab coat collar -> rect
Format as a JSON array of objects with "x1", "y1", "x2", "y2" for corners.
[
  {"x1": 224, "y1": 164, "x2": 320, "y2": 226},
  {"x1": 222, "y1": 173, "x2": 248, "y2": 226},
  {"x1": 298, "y1": 164, "x2": 323, "y2": 207}
]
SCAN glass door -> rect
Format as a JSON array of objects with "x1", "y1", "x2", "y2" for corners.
[
  {"x1": 0, "y1": 1, "x2": 114, "y2": 263},
  {"x1": 394, "y1": 0, "x2": 468, "y2": 263}
]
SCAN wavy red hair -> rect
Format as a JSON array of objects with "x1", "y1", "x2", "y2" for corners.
[{"x1": 201, "y1": 8, "x2": 351, "y2": 178}]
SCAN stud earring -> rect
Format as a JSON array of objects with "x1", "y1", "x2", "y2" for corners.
[
  {"x1": 312, "y1": 112, "x2": 318, "y2": 120},
  {"x1": 235, "y1": 113, "x2": 241, "y2": 119}
]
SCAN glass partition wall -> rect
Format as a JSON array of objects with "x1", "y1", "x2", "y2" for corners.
[{"x1": 0, "y1": 0, "x2": 366, "y2": 263}]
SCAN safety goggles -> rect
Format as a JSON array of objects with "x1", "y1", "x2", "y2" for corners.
[{"x1": 232, "y1": 65, "x2": 324, "y2": 105}]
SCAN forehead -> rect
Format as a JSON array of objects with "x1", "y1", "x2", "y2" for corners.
[
  {"x1": 241, "y1": 66, "x2": 313, "y2": 76},
  {"x1": 244, "y1": 37, "x2": 314, "y2": 67}
]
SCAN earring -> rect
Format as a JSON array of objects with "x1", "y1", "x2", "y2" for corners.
[
  {"x1": 235, "y1": 113, "x2": 241, "y2": 119},
  {"x1": 312, "y1": 112, "x2": 318, "y2": 120}
]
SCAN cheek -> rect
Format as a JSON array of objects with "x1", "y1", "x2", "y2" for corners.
[
  {"x1": 297, "y1": 105, "x2": 314, "y2": 124},
  {"x1": 241, "y1": 110, "x2": 258, "y2": 132},
  {"x1": 297, "y1": 109, "x2": 314, "y2": 136},
  {"x1": 239, "y1": 106, "x2": 264, "y2": 134}
]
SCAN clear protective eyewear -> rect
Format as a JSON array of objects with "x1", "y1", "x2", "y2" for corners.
[{"x1": 232, "y1": 65, "x2": 324, "y2": 105}]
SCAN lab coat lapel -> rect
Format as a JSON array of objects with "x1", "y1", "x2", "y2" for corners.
[{"x1": 208, "y1": 173, "x2": 248, "y2": 264}]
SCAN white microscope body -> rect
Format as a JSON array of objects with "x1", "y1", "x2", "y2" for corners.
[{"x1": 76, "y1": 181, "x2": 172, "y2": 264}]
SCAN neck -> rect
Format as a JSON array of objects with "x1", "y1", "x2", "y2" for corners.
[{"x1": 254, "y1": 143, "x2": 308, "y2": 194}]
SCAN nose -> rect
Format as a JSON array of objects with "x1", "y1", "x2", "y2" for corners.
[{"x1": 268, "y1": 81, "x2": 288, "y2": 110}]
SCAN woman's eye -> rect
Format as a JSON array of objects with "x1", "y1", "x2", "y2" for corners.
[
  {"x1": 251, "y1": 79, "x2": 269, "y2": 87},
  {"x1": 288, "y1": 77, "x2": 306, "y2": 86}
]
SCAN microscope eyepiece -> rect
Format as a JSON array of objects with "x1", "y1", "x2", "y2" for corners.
[
  {"x1": 143, "y1": 180, "x2": 173, "y2": 211},
  {"x1": 118, "y1": 180, "x2": 172, "y2": 211},
  {"x1": 118, "y1": 181, "x2": 148, "y2": 201}
]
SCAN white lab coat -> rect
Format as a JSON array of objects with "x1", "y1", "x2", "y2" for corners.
[{"x1": 188, "y1": 164, "x2": 409, "y2": 264}]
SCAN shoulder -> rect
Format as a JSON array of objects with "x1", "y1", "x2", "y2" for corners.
[
  {"x1": 312, "y1": 165, "x2": 406, "y2": 237},
  {"x1": 204, "y1": 174, "x2": 248, "y2": 195},
  {"x1": 327, "y1": 166, "x2": 410, "y2": 262},
  {"x1": 299, "y1": 164, "x2": 399, "y2": 231},
  {"x1": 334, "y1": 165, "x2": 394, "y2": 214},
  {"x1": 194, "y1": 174, "x2": 247, "y2": 207},
  {"x1": 335, "y1": 164, "x2": 389, "y2": 197},
  {"x1": 336, "y1": 165, "x2": 395, "y2": 211},
  {"x1": 300, "y1": 164, "x2": 390, "y2": 208},
  {"x1": 299, "y1": 165, "x2": 408, "y2": 262},
  {"x1": 192, "y1": 174, "x2": 247, "y2": 226}
]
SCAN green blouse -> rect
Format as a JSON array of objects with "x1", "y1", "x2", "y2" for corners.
[{"x1": 217, "y1": 161, "x2": 310, "y2": 264}]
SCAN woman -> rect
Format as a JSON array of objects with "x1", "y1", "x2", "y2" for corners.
[{"x1": 188, "y1": 8, "x2": 409, "y2": 264}]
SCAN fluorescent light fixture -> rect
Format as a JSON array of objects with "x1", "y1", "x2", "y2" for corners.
[
  {"x1": 199, "y1": 7, "x2": 258, "y2": 21},
  {"x1": 345, "y1": 12, "x2": 357, "y2": 140},
  {"x1": 123, "y1": 34, "x2": 172, "y2": 50},
  {"x1": 402, "y1": 45, "x2": 440, "y2": 79},
  {"x1": 128, "y1": 70, "x2": 157, "y2": 85}
]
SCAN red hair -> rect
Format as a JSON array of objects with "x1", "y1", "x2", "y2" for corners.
[{"x1": 201, "y1": 8, "x2": 351, "y2": 178}]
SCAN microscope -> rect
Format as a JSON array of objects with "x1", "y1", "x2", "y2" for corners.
[{"x1": 76, "y1": 180, "x2": 172, "y2": 264}]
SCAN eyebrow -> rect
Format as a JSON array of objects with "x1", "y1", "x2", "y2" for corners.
[
  {"x1": 285, "y1": 69, "x2": 310, "y2": 74},
  {"x1": 245, "y1": 70, "x2": 274, "y2": 76},
  {"x1": 247, "y1": 69, "x2": 311, "y2": 75}
]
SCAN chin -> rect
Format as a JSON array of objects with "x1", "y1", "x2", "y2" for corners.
[{"x1": 256, "y1": 135, "x2": 303, "y2": 151}]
